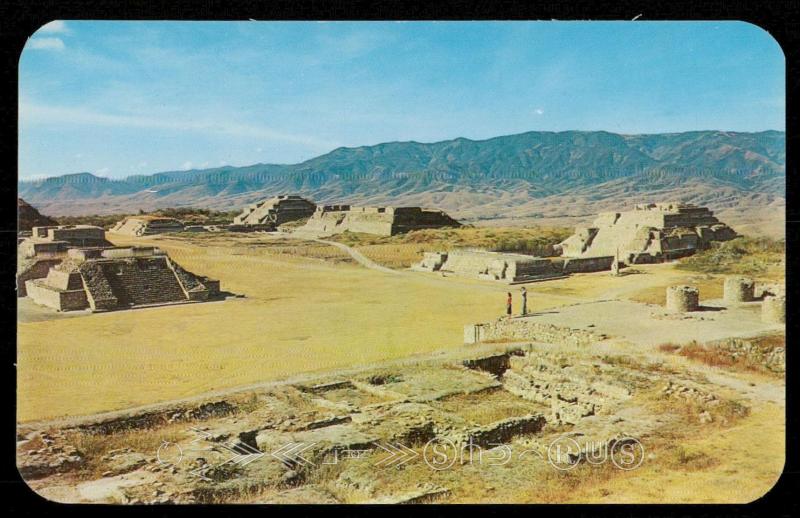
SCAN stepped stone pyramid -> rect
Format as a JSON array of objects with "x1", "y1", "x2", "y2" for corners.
[
  {"x1": 233, "y1": 195, "x2": 317, "y2": 228},
  {"x1": 556, "y1": 202, "x2": 738, "y2": 263},
  {"x1": 25, "y1": 246, "x2": 220, "y2": 312}
]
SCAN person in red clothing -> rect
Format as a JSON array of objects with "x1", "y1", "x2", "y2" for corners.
[{"x1": 506, "y1": 292, "x2": 512, "y2": 320}]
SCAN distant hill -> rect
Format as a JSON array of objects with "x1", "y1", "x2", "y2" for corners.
[
  {"x1": 17, "y1": 198, "x2": 58, "y2": 231},
  {"x1": 18, "y1": 130, "x2": 785, "y2": 235}
]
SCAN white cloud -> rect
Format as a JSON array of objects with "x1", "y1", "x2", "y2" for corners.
[
  {"x1": 19, "y1": 102, "x2": 338, "y2": 151},
  {"x1": 28, "y1": 37, "x2": 65, "y2": 51},
  {"x1": 181, "y1": 161, "x2": 193, "y2": 170},
  {"x1": 534, "y1": 108, "x2": 545, "y2": 115},
  {"x1": 38, "y1": 21, "x2": 68, "y2": 34},
  {"x1": 95, "y1": 167, "x2": 110, "y2": 175}
]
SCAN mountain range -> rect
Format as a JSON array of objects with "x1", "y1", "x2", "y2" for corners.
[{"x1": 18, "y1": 130, "x2": 786, "y2": 236}]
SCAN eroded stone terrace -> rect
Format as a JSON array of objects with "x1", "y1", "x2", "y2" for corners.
[{"x1": 16, "y1": 338, "x2": 757, "y2": 504}]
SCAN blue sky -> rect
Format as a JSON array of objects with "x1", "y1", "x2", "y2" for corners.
[{"x1": 19, "y1": 21, "x2": 785, "y2": 180}]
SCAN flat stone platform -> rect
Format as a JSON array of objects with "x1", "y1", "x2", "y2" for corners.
[{"x1": 516, "y1": 298, "x2": 780, "y2": 347}]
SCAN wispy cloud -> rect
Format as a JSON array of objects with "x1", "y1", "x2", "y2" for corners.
[
  {"x1": 20, "y1": 101, "x2": 339, "y2": 151},
  {"x1": 38, "y1": 20, "x2": 69, "y2": 34},
  {"x1": 28, "y1": 37, "x2": 65, "y2": 51}
]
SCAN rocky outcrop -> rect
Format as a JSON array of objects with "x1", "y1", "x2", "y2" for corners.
[{"x1": 18, "y1": 198, "x2": 58, "y2": 231}]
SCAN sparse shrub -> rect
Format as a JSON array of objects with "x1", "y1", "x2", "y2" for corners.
[
  {"x1": 658, "y1": 343, "x2": 681, "y2": 353},
  {"x1": 676, "y1": 237, "x2": 784, "y2": 277}
]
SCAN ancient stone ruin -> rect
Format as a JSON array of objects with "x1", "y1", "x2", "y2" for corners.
[
  {"x1": 762, "y1": 295, "x2": 786, "y2": 324},
  {"x1": 413, "y1": 250, "x2": 613, "y2": 283},
  {"x1": 415, "y1": 250, "x2": 566, "y2": 283},
  {"x1": 723, "y1": 276, "x2": 755, "y2": 304},
  {"x1": 233, "y1": 195, "x2": 317, "y2": 229},
  {"x1": 25, "y1": 246, "x2": 220, "y2": 312},
  {"x1": 111, "y1": 215, "x2": 185, "y2": 236},
  {"x1": 17, "y1": 225, "x2": 112, "y2": 297},
  {"x1": 665, "y1": 285, "x2": 700, "y2": 313},
  {"x1": 556, "y1": 202, "x2": 737, "y2": 264},
  {"x1": 300, "y1": 205, "x2": 461, "y2": 237}
]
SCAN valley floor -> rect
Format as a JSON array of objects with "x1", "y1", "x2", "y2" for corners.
[{"x1": 17, "y1": 232, "x2": 747, "y2": 422}]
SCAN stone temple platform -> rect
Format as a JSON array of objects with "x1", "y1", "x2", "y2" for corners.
[
  {"x1": 466, "y1": 299, "x2": 782, "y2": 347},
  {"x1": 25, "y1": 246, "x2": 220, "y2": 313}
]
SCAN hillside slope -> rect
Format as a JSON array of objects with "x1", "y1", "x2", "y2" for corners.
[{"x1": 18, "y1": 130, "x2": 785, "y2": 235}]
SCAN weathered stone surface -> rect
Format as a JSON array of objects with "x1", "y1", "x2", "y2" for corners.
[
  {"x1": 301, "y1": 205, "x2": 460, "y2": 237},
  {"x1": 262, "y1": 485, "x2": 340, "y2": 504},
  {"x1": 26, "y1": 246, "x2": 221, "y2": 313},
  {"x1": 724, "y1": 276, "x2": 756, "y2": 303},
  {"x1": 762, "y1": 295, "x2": 786, "y2": 325},
  {"x1": 466, "y1": 318, "x2": 605, "y2": 346},
  {"x1": 111, "y1": 216, "x2": 184, "y2": 236},
  {"x1": 452, "y1": 414, "x2": 546, "y2": 447},
  {"x1": 101, "y1": 450, "x2": 148, "y2": 475},
  {"x1": 666, "y1": 285, "x2": 699, "y2": 313},
  {"x1": 366, "y1": 484, "x2": 451, "y2": 504},
  {"x1": 557, "y1": 202, "x2": 737, "y2": 262},
  {"x1": 416, "y1": 250, "x2": 566, "y2": 283},
  {"x1": 233, "y1": 195, "x2": 317, "y2": 228},
  {"x1": 17, "y1": 432, "x2": 84, "y2": 480}
]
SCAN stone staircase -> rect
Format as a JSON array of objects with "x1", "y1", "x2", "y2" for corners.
[{"x1": 99, "y1": 257, "x2": 187, "y2": 307}]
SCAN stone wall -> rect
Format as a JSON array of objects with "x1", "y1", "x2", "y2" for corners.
[
  {"x1": 25, "y1": 280, "x2": 89, "y2": 311},
  {"x1": 17, "y1": 258, "x2": 61, "y2": 297},
  {"x1": 557, "y1": 256, "x2": 615, "y2": 273},
  {"x1": 430, "y1": 250, "x2": 565, "y2": 283},
  {"x1": 417, "y1": 250, "x2": 612, "y2": 280},
  {"x1": 464, "y1": 318, "x2": 605, "y2": 346}
]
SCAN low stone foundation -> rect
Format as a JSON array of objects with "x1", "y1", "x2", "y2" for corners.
[
  {"x1": 451, "y1": 414, "x2": 546, "y2": 447},
  {"x1": 464, "y1": 318, "x2": 605, "y2": 346}
]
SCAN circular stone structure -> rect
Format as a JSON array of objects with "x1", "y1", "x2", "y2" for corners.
[
  {"x1": 723, "y1": 276, "x2": 755, "y2": 303},
  {"x1": 666, "y1": 285, "x2": 700, "y2": 313},
  {"x1": 762, "y1": 295, "x2": 786, "y2": 324}
]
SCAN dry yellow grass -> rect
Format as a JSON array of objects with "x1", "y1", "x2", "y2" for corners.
[
  {"x1": 16, "y1": 233, "x2": 781, "y2": 425},
  {"x1": 18, "y1": 234, "x2": 550, "y2": 421}
]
